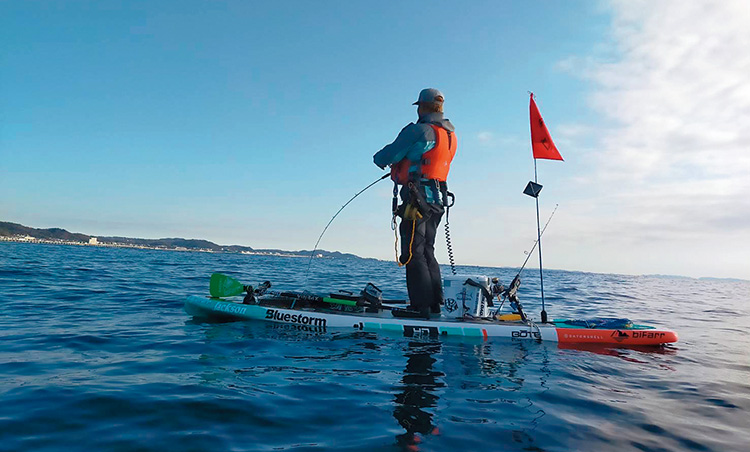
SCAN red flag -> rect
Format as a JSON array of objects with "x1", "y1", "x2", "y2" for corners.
[{"x1": 529, "y1": 93, "x2": 563, "y2": 161}]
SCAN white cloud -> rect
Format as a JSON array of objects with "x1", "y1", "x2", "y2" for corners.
[
  {"x1": 557, "y1": 0, "x2": 750, "y2": 278},
  {"x1": 477, "y1": 131, "x2": 494, "y2": 144},
  {"x1": 475, "y1": 131, "x2": 527, "y2": 150},
  {"x1": 554, "y1": 124, "x2": 592, "y2": 140}
]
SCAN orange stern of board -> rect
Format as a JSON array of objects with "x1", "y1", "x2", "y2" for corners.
[{"x1": 556, "y1": 328, "x2": 678, "y2": 346}]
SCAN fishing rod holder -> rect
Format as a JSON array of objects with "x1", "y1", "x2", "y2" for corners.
[{"x1": 497, "y1": 275, "x2": 527, "y2": 321}]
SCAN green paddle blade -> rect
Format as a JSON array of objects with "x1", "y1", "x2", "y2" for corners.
[{"x1": 210, "y1": 273, "x2": 246, "y2": 297}]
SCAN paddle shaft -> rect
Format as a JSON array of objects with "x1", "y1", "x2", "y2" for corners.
[
  {"x1": 261, "y1": 290, "x2": 354, "y2": 306},
  {"x1": 210, "y1": 273, "x2": 396, "y2": 310},
  {"x1": 261, "y1": 290, "x2": 397, "y2": 310}
]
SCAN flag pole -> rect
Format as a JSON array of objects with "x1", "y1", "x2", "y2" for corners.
[
  {"x1": 528, "y1": 91, "x2": 561, "y2": 323},
  {"x1": 533, "y1": 158, "x2": 547, "y2": 323}
]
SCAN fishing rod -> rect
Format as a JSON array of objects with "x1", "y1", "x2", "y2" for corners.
[
  {"x1": 304, "y1": 173, "x2": 390, "y2": 284},
  {"x1": 499, "y1": 204, "x2": 558, "y2": 322},
  {"x1": 516, "y1": 203, "x2": 558, "y2": 276}
]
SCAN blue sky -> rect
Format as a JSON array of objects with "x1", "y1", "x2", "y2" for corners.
[{"x1": 2, "y1": 1, "x2": 748, "y2": 279}]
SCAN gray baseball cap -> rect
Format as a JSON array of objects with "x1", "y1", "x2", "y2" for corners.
[{"x1": 413, "y1": 88, "x2": 444, "y2": 105}]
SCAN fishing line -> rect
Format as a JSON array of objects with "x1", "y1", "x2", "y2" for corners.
[
  {"x1": 304, "y1": 173, "x2": 389, "y2": 285},
  {"x1": 515, "y1": 203, "x2": 558, "y2": 278}
]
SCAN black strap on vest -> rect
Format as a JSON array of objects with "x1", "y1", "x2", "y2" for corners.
[{"x1": 391, "y1": 182, "x2": 399, "y2": 215}]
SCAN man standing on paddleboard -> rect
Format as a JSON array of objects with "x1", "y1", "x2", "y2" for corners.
[{"x1": 374, "y1": 88, "x2": 457, "y2": 318}]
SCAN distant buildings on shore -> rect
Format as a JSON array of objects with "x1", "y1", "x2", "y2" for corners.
[
  {"x1": 0, "y1": 235, "x2": 327, "y2": 258},
  {"x1": 0, "y1": 234, "x2": 214, "y2": 252}
]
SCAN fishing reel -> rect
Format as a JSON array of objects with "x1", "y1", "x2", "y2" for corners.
[
  {"x1": 361, "y1": 283, "x2": 382, "y2": 304},
  {"x1": 255, "y1": 281, "x2": 272, "y2": 296},
  {"x1": 491, "y1": 278, "x2": 505, "y2": 298},
  {"x1": 495, "y1": 275, "x2": 527, "y2": 321},
  {"x1": 242, "y1": 280, "x2": 272, "y2": 304},
  {"x1": 360, "y1": 283, "x2": 383, "y2": 312}
]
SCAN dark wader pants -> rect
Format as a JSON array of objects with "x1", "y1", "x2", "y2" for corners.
[{"x1": 399, "y1": 205, "x2": 445, "y2": 314}]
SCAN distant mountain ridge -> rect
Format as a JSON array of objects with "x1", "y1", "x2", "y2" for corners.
[
  {"x1": 0, "y1": 221, "x2": 365, "y2": 259},
  {"x1": 1, "y1": 222, "x2": 91, "y2": 243}
]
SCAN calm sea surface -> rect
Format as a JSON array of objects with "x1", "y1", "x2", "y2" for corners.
[{"x1": 1, "y1": 242, "x2": 749, "y2": 451}]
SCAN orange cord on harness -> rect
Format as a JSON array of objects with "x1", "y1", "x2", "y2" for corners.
[{"x1": 395, "y1": 216, "x2": 417, "y2": 267}]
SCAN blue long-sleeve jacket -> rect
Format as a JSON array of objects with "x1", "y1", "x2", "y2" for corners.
[
  {"x1": 374, "y1": 112, "x2": 455, "y2": 204},
  {"x1": 373, "y1": 112, "x2": 455, "y2": 173}
]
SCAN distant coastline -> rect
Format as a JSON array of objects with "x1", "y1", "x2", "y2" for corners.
[
  {"x1": 0, "y1": 221, "x2": 367, "y2": 260},
  {"x1": 3, "y1": 220, "x2": 747, "y2": 282}
]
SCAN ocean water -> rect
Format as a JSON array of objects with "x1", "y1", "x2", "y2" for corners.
[{"x1": 1, "y1": 242, "x2": 749, "y2": 451}]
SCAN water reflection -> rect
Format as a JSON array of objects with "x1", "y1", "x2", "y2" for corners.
[
  {"x1": 194, "y1": 319, "x2": 677, "y2": 450},
  {"x1": 557, "y1": 342, "x2": 678, "y2": 366},
  {"x1": 393, "y1": 341, "x2": 444, "y2": 450},
  {"x1": 392, "y1": 339, "x2": 553, "y2": 451}
]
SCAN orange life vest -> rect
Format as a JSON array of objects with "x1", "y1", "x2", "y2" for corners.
[{"x1": 390, "y1": 124, "x2": 457, "y2": 184}]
